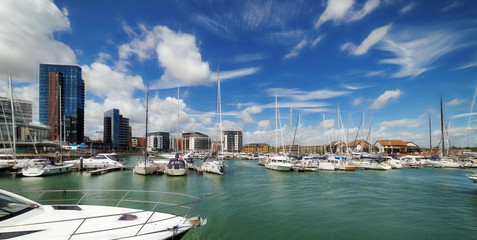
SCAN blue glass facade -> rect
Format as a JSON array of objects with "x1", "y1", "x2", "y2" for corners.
[
  {"x1": 39, "y1": 64, "x2": 85, "y2": 143},
  {"x1": 104, "y1": 109, "x2": 129, "y2": 149}
]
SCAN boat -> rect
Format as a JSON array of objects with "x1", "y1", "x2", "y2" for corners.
[
  {"x1": 201, "y1": 68, "x2": 226, "y2": 175},
  {"x1": 133, "y1": 87, "x2": 157, "y2": 175},
  {"x1": 0, "y1": 189, "x2": 207, "y2": 239},
  {"x1": 64, "y1": 153, "x2": 124, "y2": 169},
  {"x1": 165, "y1": 158, "x2": 187, "y2": 176},
  {"x1": 468, "y1": 172, "x2": 477, "y2": 183},
  {"x1": 21, "y1": 159, "x2": 73, "y2": 177},
  {"x1": 265, "y1": 155, "x2": 292, "y2": 172}
]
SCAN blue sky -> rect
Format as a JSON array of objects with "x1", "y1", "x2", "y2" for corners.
[{"x1": 0, "y1": 0, "x2": 476, "y2": 148}]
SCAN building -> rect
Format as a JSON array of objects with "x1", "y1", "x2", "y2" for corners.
[
  {"x1": 103, "y1": 109, "x2": 130, "y2": 150},
  {"x1": 243, "y1": 143, "x2": 270, "y2": 153},
  {"x1": 0, "y1": 96, "x2": 53, "y2": 153},
  {"x1": 39, "y1": 64, "x2": 85, "y2": 144},
  {"x1": 147, "y1": 132, "x2": 170, "y2": 152},
  {"x1": 375, "y1": 140, "x2": 421, "y2": 154},
  {"x1": 348, "y1": 139, "x2": 371, "y2": 152},
  {"x1": 223, "y1": 130, "x2": 243, "y2": 152},
  {"x1": 182, "y1": 132, "x2": 210, "y2": 152}
]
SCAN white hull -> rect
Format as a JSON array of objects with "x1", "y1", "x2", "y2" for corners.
[
  {"x1": 0, "y1": 189, "x2": 206, "y2": 239},
  {"x1": 318, "y1": 162, "x2": 336, "y2": 171},
  {"x1": 265, "y1": 162, "x2": 292, "y2": 172},
  {"x1": 133, "y1": 165, "x2": 157, "y2": 175},
  {"x1": 165, "y1": 168, "x2": 187, "y2": 176},
  {"x1": 201, "y1": 161, "x2": 224, "y2": 175},
  {"x1": 22, "y1": 164, "x2": 73, "y2": 177},
  {"x1": 468, "y1": 174, "x2": 477, "y2": 183}
]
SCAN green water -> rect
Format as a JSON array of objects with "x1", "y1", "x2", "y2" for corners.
[{"x1": 1, "y1": 155, "x2": 477, "y2": 239}]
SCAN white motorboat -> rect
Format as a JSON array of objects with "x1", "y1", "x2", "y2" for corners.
[
  {"x1": 382, "y1": 156, "x2": 403, "y2": 169},
  {"x1": 64, "y1": 153, "x2": 124, "y2": 169},
  {"x1": 318, "y1": 161, "x2": 336, "y2": 171},
  {"x1": 468, "y1": 173, "x2": 477, "y2": 183},
  {"x1": 356, "y1": 159, "x2": 391, "y2": 170},
  {"x1": 201, "y1": 159, "x2": 225, "y2": 175},
  {"x1": 165, "y1": 159, "x2": 187, "y2": 176},
  {"x1": 21, "y1": 159, "x2": 73, "y2": 177},
  {"x1": 265, "y1": 155, "x2": 292, "y2": 172},
  {"x1": 0, "y1": 189, "x2": 207, "y2": 239}
]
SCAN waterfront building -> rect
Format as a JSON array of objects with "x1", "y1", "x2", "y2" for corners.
[
  {"x1": 182, "y1": 132, "x2": 211, "y2": 152},
  {"x1": 0, "y1": 96, "x2": 53, "y2": 153},
  {"x1": 103, "y1": 109, "x2": 130, "y2": 150},
  {"x1": 375, "y1": 140, "x2": 421, "y2": 154},
  {"x1": 223, "y1": 130, "x2": 243, "y2": 152},
  {"x1": 39, "y1": 64, "x2": 85, "y2": 144},
  {"x1": 147, "y1": 132, "x2": 170, "y2": 152},
  {"x1": 131, "y1": 137, "x2": 146, "y2": 149},
  {"x1": 348, "y1": 139, "x2": 371, "y2": 152},
  {"x1": 243, "y1": 143, "x2": 270, "y2": 153}
]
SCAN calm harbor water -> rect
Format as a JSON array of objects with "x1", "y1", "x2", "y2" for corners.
[{"x1": 1, "y1": 155, "x2": 477, "y2": 239}]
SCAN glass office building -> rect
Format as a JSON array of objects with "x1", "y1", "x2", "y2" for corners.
[
  {"x1": 39, "y1": 64, "x2": 85, "y2": 144},
  {"x1": 104, "y1": 109, "x2": 130, "y2": 149}
]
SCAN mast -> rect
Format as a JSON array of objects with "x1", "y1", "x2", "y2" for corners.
[
  {"x1": 8, "y1": 75, "x2": 16, "y2": 159},
  {"x1": 429, "y1": 117, "x2": 432, "y2": 155},
  {"x1": 440, "y1": 97, "x2": 444, "y2": 157},
  {"x1": 59, "y1": 84, "x2": 62, "y2": 161},
  {"x1": 217, "y1": 68, "x2": 223, "y2": 155},
  {"x1": 177, "y1": 80, "x2": 180, "y2": 153},
  {"x1": 275, "y1": 95, "x2": 278, "y2": 154},
  {"x1": 144, "y1": 86, "x2": 149, "y2": 164}
]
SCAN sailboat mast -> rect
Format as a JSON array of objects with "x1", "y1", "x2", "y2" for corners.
[
  {"x1": 275, "y1": 95, "x2": 278, "y2": 154},
  {"x1": 440, "y1": 97, "x2": 444, "y2": 157},
  {"x1": 429, "y1": 117, "x2": 432, "y2": 155},
  {"x1": 8, "y1": 75, "x2": 16, "y2": 159},
  {"x1": 218, "y1": 68, "x2": 223, "y2": 154},
  {"x1": 177, "y1": 80, "x2": 180, "y2": 153},
  {"x1": 145, "y1": 87, "x2": 149, "y2": 163}
]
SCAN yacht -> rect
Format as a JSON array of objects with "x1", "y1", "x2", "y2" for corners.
[
  {"x1": 0, "y1": 189, "x2": 207, "y2": 239},
  {"x1": 265, "y1": 155, "x2": 292, "y2": 172},
  {"x1": 165, "y1": 159, "x2": 187, "y2": 176},
  {"x1": 64, "y1": 153, "x2": 124, "y2": 169},
  {"x1": 201, "y1": 158, "x2": 225, "y2": 175},
  {"x1": 468, "y1": 172, "x2": 477, "y2": 183},
  {"x1": 21, "y1": 159, "x2": 73, "y2": 177},
  {"x1": 133, "y1": 159, "x2": 157, "y2": 175}
]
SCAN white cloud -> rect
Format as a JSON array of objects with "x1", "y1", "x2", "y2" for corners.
[
  {"x1": 284, "y1": 38, "x2": 307, "y2": 59},
  {"x1": 311, "y1": 36, "x2": 323, "y2": 47},
  {"x1": 399, "y1": 2, "x2": 416, "y2": 14},
  {"x1": 380, "y1": 119, "x2": 421, "y2": 129},
  {"x1": 371, "y1": 89, "x2": 402, "y2": 109},
  {"x1": 455, "y1": 60, "x2": 477, "y2": 70},
  {"x1": 447, "y1": 98, "x2": 465, "y2": 106},
  {"x1": 353, "y1": 97, "x2": 364, "y2": 106},
  {"x1": 452, "y1": 112, "x2": 477, "y2": 119},
  {"x1": 216, "y1": 67, "x2": 260, "y2": 81},
  {"x1": 0, "y1": 0, "x2": 76, "y2": 82},
  {"x1": 349, "y1": 24, "x2": 391, "y2": 55},
  {"x1": 314, "y1": 0, "x2": 380, "y2": 29},
  {"x1": 241, "y1": 106, "x2": 263, "y2": 124},
  {"x1": 258, "y1": 120, "x2": 271, "y2": 129},
  {"x1": 266, "y1": 88, "x2": 350, "y2": 101},
  {"x1": 379, "y1": 28, "x2": 462, "y2": 78}
]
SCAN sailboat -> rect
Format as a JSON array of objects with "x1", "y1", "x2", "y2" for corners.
[
  {"x1": 133, "y1": 87, "x2": 158, "y2": 175},
  {"x1": 265, "y1": 96, "x2": 292, "y2": 172},
  {"x1": 201, "y1": 69, "x2": 225, "y2": 175},
  {"x1": 436, "y1": 98, "x2": 462, "y2": 168}
]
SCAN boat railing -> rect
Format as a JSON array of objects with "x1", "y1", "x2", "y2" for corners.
[{"x1": 16, "y1": 190, "x2": 208, "y2": 219}]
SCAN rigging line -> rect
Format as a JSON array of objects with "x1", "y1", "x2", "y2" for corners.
[
  {"x1": 0, "y1": 100, "x2": 12, "y2": 150},
  {"x1": 12, "y1": 91, "x2": 39, "y2": 155}
]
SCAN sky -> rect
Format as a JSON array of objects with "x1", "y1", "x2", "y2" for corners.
[{"x1": 0, "y1": 0, "x2": 476, "y2": 148}]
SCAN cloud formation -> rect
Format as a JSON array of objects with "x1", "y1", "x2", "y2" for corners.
[
  {"x1": 371, "y1": 89, "x2": 402, "y2": 109},
  {"x1": 0, "y1": 0, "x2": 76, "y2": 82},
  {"x1": 315, "y1": 0, "x2": 380, "y2": 29},
  {"x1": 342, "y1": 24, "x2": 391, "y2": 55}
]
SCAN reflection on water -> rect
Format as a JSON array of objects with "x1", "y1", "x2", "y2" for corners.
[{"x1": 1, "y1": 156, "x2": 477, "y2": 239}]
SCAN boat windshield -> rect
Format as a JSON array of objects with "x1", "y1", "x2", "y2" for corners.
[{"x1": 0, "y1": 192, "x2": 36, "y2": 221}]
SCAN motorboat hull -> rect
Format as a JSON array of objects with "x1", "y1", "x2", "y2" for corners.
[{"x1": 22, "y1": 164, "x2": 73, "y2": 177}]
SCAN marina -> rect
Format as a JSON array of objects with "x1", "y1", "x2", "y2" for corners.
[{"x1": 1, "y1": 155, "x2": 477, "y2": 239}]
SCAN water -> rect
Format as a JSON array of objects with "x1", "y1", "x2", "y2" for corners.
[{"x1": 1, "y1": 156, "x2": 477, "y2": 239}]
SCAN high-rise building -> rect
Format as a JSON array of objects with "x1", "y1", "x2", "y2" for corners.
[
  {"x1": 104, "y1": 109, "x2": 129, "y2": 149},
  {"x1": 223, "y1": 130, "x2": 243, "y2": 152},
  {"x1": 147, "y1": 132, "x2": 170, "y2": 152},
  {"x1": 182, "y1": 132, "x2": 210, "y2": 152},
  {"x1": 39, "y1": 64, "x2": 85, "y2": 143}
]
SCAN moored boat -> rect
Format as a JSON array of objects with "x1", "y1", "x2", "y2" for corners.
[
  {"x1": 165, "y1": 158, "x2": 187, "y2": 176},
  {"x1": 21, "y1": 159, "x2": 73, "y2": 177},
  {"x1": 0, "y1": 189, "x2": 207, "y2": 239}
]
